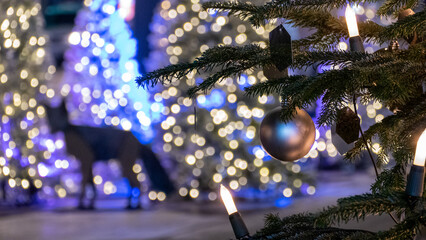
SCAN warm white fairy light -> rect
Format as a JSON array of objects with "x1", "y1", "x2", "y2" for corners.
[
  {"x1": 413, "y1": 129, "x2": 426, "y2": 166},
  {"x1": 345, "y1": 4, "x2": 359, "y2": 37},
  {"x1": 220, "y1": 184, "x2": 238, "y2": 215}
]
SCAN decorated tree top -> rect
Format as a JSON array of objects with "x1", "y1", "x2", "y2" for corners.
[{"x1": 139, "y1": 0, "x2": 426, "y2": 239}]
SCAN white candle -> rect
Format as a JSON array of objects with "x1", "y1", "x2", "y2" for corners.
[
  {"x1": 345, "y1": 4, "x2": 359, "y2": 37},
  {"x1": 220, "y1": 184, "x2": 238, "y2": 215},
  {"x1": 413, "y1": 129, "x2": 426, "y2": 166}
]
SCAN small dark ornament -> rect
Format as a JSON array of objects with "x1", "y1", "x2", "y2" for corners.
[
  {"x1": 269, "y1": 24, "x2": 292, "y2": 71},
  {"x1": 263, "y1": 64, "x2": 288, "y2": 80},
  {"x1": 260, "y1": 107, "x2": 316, "y2": 162},
  {"x1": 375, "y1": 40, "x2": 399, "y2": 55},
  {"x1": 336, "y1": 107, "x2": 360, "y2": 144},
  {"x1": 331, "y1": 107, "x2": 360, "y2": 154}
]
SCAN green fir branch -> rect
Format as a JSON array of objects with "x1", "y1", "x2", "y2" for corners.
[
  {"x1": 345, "y1": 94, "x2": 426, "y2": 166},
  {"x1": 371, "y1": 165, "x2": 406, "y2": 195},
  {"x1": 248, "y1": 56, "x2": 424, "y2": 125},
  {"x1": 203, "y1": 0, "x2": 376, "y2": 27},
  {"x1": 362, "y1": 95, "x2": 426, "y2": 151},
  {"x1": 377, "y1": 0, "x2": 421, "y2": 16},
  {"x1": 136, "y1": 44, "x2": 267, "y2": 88},
  {"x1": 203, "y1": 1, "x2": 424, "y2": 46},
  {"x1": 293, "y1": 32, "x2": 342, "y2": 51},
  {"x1": 252, "y1": 213, "x2": 316, "y2": 239},
  {"x1": 253, "y1": 213, "x2": 375, "y2": 240},
  {"x1": 358, "y1": 20, "x2": 386, "y2": 43},
  {"x1": 187, "y1": 65, "x2": 251, "y2": 97},
  {"x1": 244, "y1": 75, "x2": 307, "y2": 97},
  {"x1": 292, "y1": 50, "x2": 371, "y2": 69},
  {"x1": 315, "y1": 192, "x2": 409, "y2": 227},
  {"x1": 138, "y1": 39, "x2": 424, "y2": 94},
  {"x1": 379, "y1": 10, "x2": 426, "y2": 43},
  {"x1": 375, "y1": 210, "x2": 426, "y2": 239}
]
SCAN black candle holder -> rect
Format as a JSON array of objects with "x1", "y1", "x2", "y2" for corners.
[
  {"x1": 349, "y1": 36, "x2": 365, "y2": 52},
  {"x1": 229, "y1": 212, "x2": 250, "y2": 239},
  {"x1": 406, "y1": 165, "x2": 425, "y2": 197}
]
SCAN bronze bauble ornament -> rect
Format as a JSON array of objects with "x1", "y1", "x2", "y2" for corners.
[{"x1": 260, "y1": 107, "x2": 316, "y2": 162}]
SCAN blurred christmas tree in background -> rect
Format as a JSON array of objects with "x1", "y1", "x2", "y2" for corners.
[
  {"x1": 146, "y1": 0, "x2": 318, "y2": 201},
  {"x1": 63, "y1": 0, "x2": 152, "y2": 139},
  {"x1": 0, "y1": 0, "x2": 68, "y2": 203},
  {"x1": 59, "y1": 0, "x2": 160, "y2": 198}
]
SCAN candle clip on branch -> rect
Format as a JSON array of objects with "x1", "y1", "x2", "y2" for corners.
[{"x1": 139, "y1": 0, "x2": 426, "y2": 238}]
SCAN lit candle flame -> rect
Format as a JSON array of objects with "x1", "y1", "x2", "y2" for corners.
[
  {"x1": 220, "y1": 184, "x2": 238, "y2": 215},
  {"x1": 413, "y1": 129, "x2": 426, "y2": 166},
  {"x1": 345, "y1": 4, "x2": 359, "y2": 37}
]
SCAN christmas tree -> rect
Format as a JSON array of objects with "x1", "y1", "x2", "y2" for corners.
[
  {"x1": 146, "y1": 0, "x2": 317, "y2": 201},
  {"x1": 62, "y1": 0, "x2": 153, "y2": 141},
  {"x1": 0, "y1": 0, "x2": 67, "y2": 202},
  {"x1": 61, "y1": 0, "x2": 159, "y2": 197},
  {"x1": 139, "y1": 0, "x2": 426, "y2": 239}
]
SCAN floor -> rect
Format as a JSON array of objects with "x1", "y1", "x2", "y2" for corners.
[{"x1": 0, "y1": 172, "x2": 404, "y2": 240}]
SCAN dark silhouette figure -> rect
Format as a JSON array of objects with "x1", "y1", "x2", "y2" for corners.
[{"x1": 45, "y1": 101, "x2": 174, "y2": 209}]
